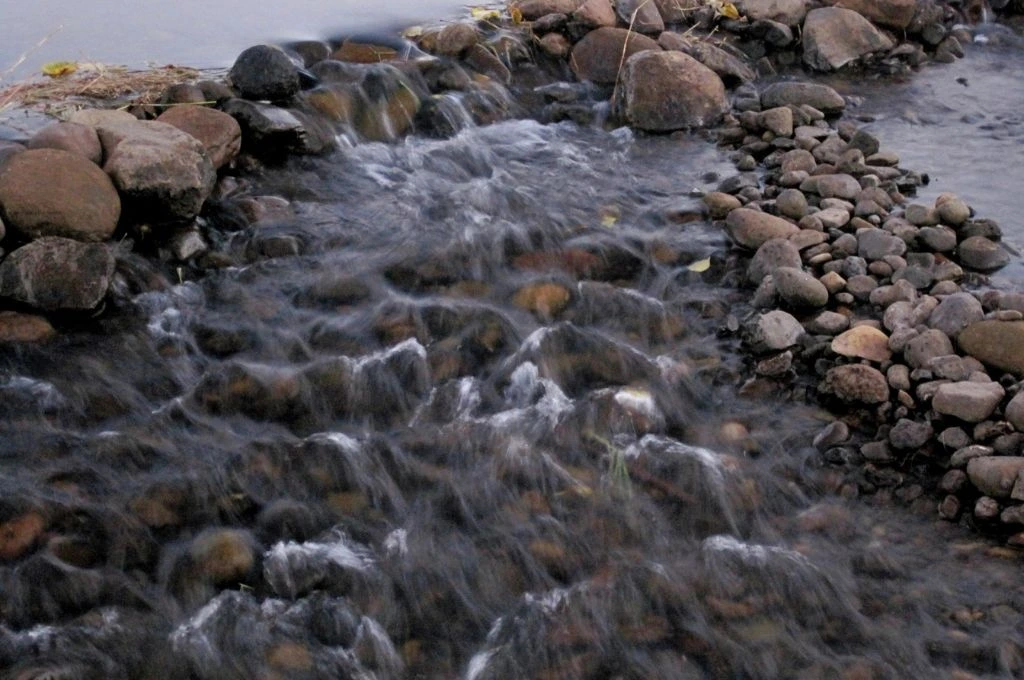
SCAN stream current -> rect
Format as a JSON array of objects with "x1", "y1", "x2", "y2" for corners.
[{"x1": 2, "y1": 23, "x2": 1024, "y2": 680}]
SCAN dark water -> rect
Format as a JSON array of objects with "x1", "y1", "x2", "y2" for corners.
[{"x1": 3, "y1": 19, "x2": 1024, "y2": 680}]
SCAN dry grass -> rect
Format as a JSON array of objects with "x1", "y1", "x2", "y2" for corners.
[{"x1": 0, "y1": 64, "x2": 202, "y2": 115}]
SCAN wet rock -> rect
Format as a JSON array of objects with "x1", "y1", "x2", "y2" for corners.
[
  {"x1": 974, "y1": 495, "x2": 1000, "y2": 520},
  {"x1": 935, "y1": 193, "x2": 971, "y2": 226},
  {"x1": 0, "y1": 311, "x2": 56, "y2": 343},
  {"x1": 615, "y1": 0, "x2": 665, "y2": 33},
  {"x1": 958, "y1": 321, "x2": 1024, "y2": 377},
  {"x1": 573, "y1": 0, "x2": 618, "y2": 27},
  {"x1": 193, "y1": 361, "x2": 306, "y2": 422},
  {"x1": 0, "y1": 511, "x2": 46, "y2": 561},
  {"x1": 616, "y1": 51, "x2": 728, "y2": 131},
  {"x1": 967, "y1": 457, "x2": 1024, "y2": 498},
  {"x1": 654, "y1": 0, "x2": 699, "y2": 22},
  {"x1": 465, "y1": 44, "x2": 512, "y2": 84},
  {"x1": 26, "y1": 122, "x2": 102, "y2": 164},
  {"x1": 918, "y1": 225, "x2": 957, "y2": 252},
  {"x1": 958, "y1": 235, "x2": 1010, "y2": 272},
  {"x1": 725, "y1": 208, "x2": 798, "y2": 249},
  {"x1": 569, "y1": 28, "x2": 661, "y2": 85},
  {"x1": 0, "y1": 237, "x2": 114, "y2": 311},
  {"x1": 513, "y1": 0, "x2": 584, "y2": 19},
  {"x1": 229, "y1": 44, "x2": 300, "y2": 101},
  {"x1": 748, "y1": 238, "x2": 801, "y2": 283},
  {"x1": 776, "y1": 189, "x2": 807, "y2": 220},
  {"x1": 658, "y1": 33, "x2": 756, "y2": 85},
  {"x1": 889, "y1": 418, "x2": 934, "y2": 450},
  {"x1": 801, "y1": 173, "x2": 861, "y2": 200},
  {"x1": 831, "y1": 326, "x2": 892, "y2": 362},
  {"x1": 223, "y1": 99, "x2": 335, "y2": 155},
  {"x1": 773, "y1": 266, "x2": 829, "y2": 308},
  {"x1": 156, "y1": 105, "x2": 242, "y2": 170},
  {"x1": 903, "y1": 329, "x2": 954, "y2": 369},
  {"x1": 760, "y1": 82, "x2": 845, "y2": 115},
  {"x1": 746, "y1": 309, "x2": 804, "y2": 352},
  {"x1": 0, "y1": 148, "x2": 120, "y2": 242},
  {"x1": 435, "y1": 22, "x2": 478, "y2": 56},
  {"x1": 512, "y1": 281, "x2": 573, "y2": 320},
  {"x1": 813, "y1": 420, "x2": 850, "y2": 450},
  {"x1": 835, "y1": 0, "x2": 916, "y2": 29},
  {"x1": 802, "y1": 7, "x2": 895, "y2": 71},
  {"x1": 703, "y1": 191, "x2": 742, "y2": 219},
  {"x1": 539, "y1": 33, "x2": 572, "y2": 58},
  {"x1": 933, "y1": 381, "x2": 1005, "y2": 423},
  {"x1": 97, "y1": 119, "x2": 216, "y2": 223},
  {"x1": 187, "y1": 528, "x2": 257, "y2": 586},
  {"x1": 929, "y1": 292, "x2": 984, "y2": 339},
  {"x1": 821, "y1": 364, "x2": 889, "y2": 404},
  {"x1": 805, "y1": 310, "x2": 849, "y2": 334}
]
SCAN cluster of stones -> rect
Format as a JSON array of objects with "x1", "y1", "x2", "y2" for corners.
[{"x1": 702, "y1": 75, "x2": 1024, "y2": 538}]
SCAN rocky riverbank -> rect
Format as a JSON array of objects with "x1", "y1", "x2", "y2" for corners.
[{"x1": 0, "y1": 0, "x2": 1023, "y2": 550}]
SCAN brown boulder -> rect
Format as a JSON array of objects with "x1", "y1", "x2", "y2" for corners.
[
  {"x1": 0, "y1": 148, "x2": 120, "y2": 242},
  {"x1": 725, "y1": 208, "x2": 798, "y2": 249},
  {"x1": 958, "y1": 320, "x2": 1024, "y2": 376},
  {"x1": 0, "y1": 311, "x2": 56, "y2": 343},
  {"x1": 0, "y1": 237, "x2": 115, "y2": 311},
  {"x1": 27, "y1": 122, "x2": 103, "y2": 164},
  {"x1": 658, "y1": 32, "x2": 756, "y2": 85},
  {"x1": 802, "y1": 7, "x2": 895, "y2": 71},
  {"x1": 616, "y1": 50, "x2": 728, "y2": 131},
  {"x1": 157, "y1": 105, "x2": 242, "y2": 170},
  {"x1": 570, "y1": 27, "x2": 661, "y2": 85}
]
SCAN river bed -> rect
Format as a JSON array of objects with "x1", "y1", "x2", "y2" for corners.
[{"x1": 2, "y1": 8, "x2": 1024, "y2": 680}]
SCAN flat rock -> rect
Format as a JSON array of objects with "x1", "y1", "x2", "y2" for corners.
[
  {"x1": 773, "y1": 266, "x2": 829, "y2": 308},
  {"x1": 967, "y1": 457, "x2": 1024, "y2": 498},
  {"x1": 800, "y1": 173, "x2": 861, "y2": 200},
  {"x1": 802, "y1": 7, "x2": 895, "y2": 71},
  {"x1": 928, "y1": 292, "x2": 984, "y2": 339},
  {"x1": 831, "y1": 325, "x2": 892, "y2": 362},
  {"x1": 228, "y1": 44, "x2": 300, "y2": 101},
  {"x1": 958, "y1": 235, "x2": 1010, "y2": 272},
  {"x1": 223, "y1": 99, "x2": 336, "y2": 155},
  {"x1": 889, "y1": 418, "x2": 934, "y2": 449},
  {"x1": 0, "y1": 148, "x2": 120, "y2": 242},
  {"x1": 617, "y1": 50, "x2": 728, "y2": 131},
  {"x1": 156, "y1": 105, "x2": 242, "y2": 170},
  {"x1": 821, "y1": 364, "x2": 889, "y2": 403},
  {"x1": 570, "y1": 28, "x2": 661, "y2": 85},
  {"x1": 0, "y1": 237, "x2": 114, "y2": 311},
  {"x1": 739, "y1": 0, "x2": 809, "y2": 25},
  {"x1": 748, "y1": 238, "x2": 801, "y2": 283},
  {"x1": 760, "y1": 82, "x2": 845, "y2": 115},
  {"x1": 958, "y1": 320, "x2": 1024, "y2": 376},
  {"x1": 0, "y1": 311, "x2": 56, "y2": 343},
  {"x1": 903, "y1": 328, "x2": 954, "y2": 369},
  {"x1": 747, "y1": 310, "x2": 804, "y2": 352},
  {"x1": 725, "y1": 208, "x2": 798, "y2": 249},
  {"x1": 933, "y1": 381, "x2": 1005, "y2": 423},
  {"x1": 97, "y1": 119, "x2": 216, "y2": 223},
  {"x1": 857, "y1": 228, "x2": 907, "y2": 260},
  {"x1": 26, "y1": 122, "x2": 102, "y2": 164}
]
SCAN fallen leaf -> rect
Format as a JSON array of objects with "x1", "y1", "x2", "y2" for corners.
[
  {"x1": 719, "y1": 2, "x2": 740, "y2": 19},
  {"x1": 509, "y1": 7, "x2": 524, "y2": 23},
  {"x1": 41, "y1": 61, "x2": 77, "y2": 77},
  {"x1": 470, "y1": 7, "x2": 502, "y2": 21},
  {"x1": 688, "y1": 258, "x2": 712, "y2": 272}
]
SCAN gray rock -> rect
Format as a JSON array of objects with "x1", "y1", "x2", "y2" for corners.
[
  {"x1": 0, "y1": 237, "x2": 114, "y2": 311},
  {"x1": 926, "y1": 355, "x2": 970, "y2": 381},
  {"x1": 967, "y1": 456, "x2": 1024, "y2": 498},
  {"x1": 889, "y1": 418, "x2": 934, "y2": 449},
  {"x1": 223, "y1": 99, "x2": 335, "y2": 155},
  {"x1": 434, "y1": 22, "x2": 479, "y2": 56},
  {"x1": 26, "y1": 122, "x2": 102, "y2": 164},
  {"x1": 958, "y1": 235, "x2": 1010, "y2": 272},
  {"x1": 615, "y1": 0, "x2": 665, "y2": 33},
  {"x1": 936, "y1": 193, "x2": 971, "y2": 226},
  {"x1": 98, "y1": 119, "x2": 216, "y2": 223},
  {"x1": 821, "y1": 364, "x2": 889, "y2": 403},
  {"x1": 802, "y1": 7, "x2": 895, "y2": 71},
  {"x1": 229, "y1": 44, "x2": 300, "y2": 101},
  {"x1": 776, "y1": 188, "x2": 808, "y2": 219},
  {"x1": 887, "y1": 364, "x2": 911, "y2": 391},
  {"x1": 739, "y1": 0, "x2": 809, "y2": 26},
  {"x1": 903, "y1": 328, "x2": 954, "y2": 369},
  {"x1": 918, "y1": 225, "x2": 957, "y2": 252},
  {"x1": 932, "y1": 381, "x2": 1005, "y2": 423},
  {"x1": 801, "y1": 173, "x2": 861, "y2": 200},
  {"x1": 760, "y1": 82, "x2": 845, "y2": 115},
  {"x1": 951, "y1": 444, "x2": 994, "y2": 468},
  {"x1": 815, "y1": 207, "x2": 851, "y2": 230},
  {"x1": 514, "y1": 0, "x2": 584, "y2": 20},
  {"x1": 725, "y1": 208, "x2": 798, "y2": 249},
  {"x1": 813, "y1": 420, "x2": 850, "y2": 450},
  {"x1": 780, "y1": 148, "x2": 817, "y2": 174},
  {"x1": 804, "y1": 310, "x2": 849, "y2": 335},
  {"x1": 774, "y1": 266, "x2": 829, "y2": 308},
  {"x1": 747, "y1": 309, "x2": 805, "y2": 352},
  {"x1": 748, "y1": 238, "x2": 801, "y2": 284},
  {"x1": 904, "y1": 203, "x2": 939, "y2": 226},
  {"x1": 1005, "y1": 391, "x2": 1024, "y2": 432},
  {"x1": 0, "y1": 148, "x2": 120, "y2": 242},
  {"x1": 928, "y1": 292, "x2": 984, "y2": 339},
  {"x1": 573, "y1": 0, "x2": 618, "y2": 27},
  {"x1": 654, "y1": 0, "x2": 698, "y2": 23},
  {"x1": 832, "y1": 0, "x2": 916, "y2": 29},
  {"x1": 656, "y1": 36, "x2": 756, "y2": 86},
  {"x1": 617, "y1": 50, "x2": 729, "y2": 131},
  {"x1": 857, "y1": 228, "x2": 907, "y2": 260}
]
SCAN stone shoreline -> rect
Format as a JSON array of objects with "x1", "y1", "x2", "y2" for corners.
[{"x1": 1, "y1": 0, "x2": 1024, "y2": 540}]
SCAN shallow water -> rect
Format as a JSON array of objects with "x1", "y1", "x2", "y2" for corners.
[{"x1": 3, "y1": 11, "x2": 1024, "y2": 680}]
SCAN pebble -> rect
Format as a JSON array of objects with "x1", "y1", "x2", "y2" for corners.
[
  {"x1": 821, "y1": 364, "x2": 890, "y2": 404},
  {"x1": 932, "y1": 381, "x2": 1006, "y2": 423},
  {"x1": 889, "y1": 418, "x2": 934, "y2": 450},
  {"x1": 725, "y1": 208, "x2": 799, "y2": 249},
  {"x1": 773, "y1": 266, "x2": 830, "y2": 308}
]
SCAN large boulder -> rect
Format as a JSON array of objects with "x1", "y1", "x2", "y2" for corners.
[
  {"x1": 958, "y1": 321, "x2": 1024, "y2": 376},
  {"x1": 830, "y1": 0, "x2": 916, "y2": 29},
  {"x1": 616, "y1": 50, "x2": 728, "y2": 131},
  {"x1": 802, "y1": 7, "x2": 895, "y2": 71},
  {"x1": 0, "y1": 237, "x2": 115, "y2": 311},
  {"x1": 228, "y1": 44, "x2": 300, "y2": 102},
  {"x1": 156, "y1": 105, "x2": 242, "y2": 170},
  {"x1": 570, "y1": 28, "x2": 661, "y2": 85},
  {"x1": 760, "y1": 82, "x2": 845, "y2": 115},
  {"x1": 97, "y1": 119, "x2": 216, "y2": 223},
  {"x1": 223, "y1": 99, "x2": 336, "y2": 156},
  {"x1": 0, "y1": 148, "x2": 120, "y2": 242},
  {"x1": 26, "y1": 122, "x2": 102, "y2": 164}
]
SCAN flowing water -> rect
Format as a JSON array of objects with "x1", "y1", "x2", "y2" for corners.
[{"x1": 3, "y1": 14, "x2": 1024, "y2": 680}]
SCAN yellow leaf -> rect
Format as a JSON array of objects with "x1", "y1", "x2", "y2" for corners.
[
  {"x1": 42, "y1": 61, "x2": 77, "y2": 77},
  {"x1": 688, "y1": 258, "x2": 712, "y2": 272},
  {"x1": 599, "y1": 204, "x2": 620, "y2": 228},
  {"x1": 510, "y1": 7, "x2": 524, "y2": 23},
  {"x1": 470, "y1": 7, "x2": 501, "y2": 21},
  {"x1": 718, "y1": 2, "x2": 740, "y2": 19},
  {"x1": 601, "y1": 214, "x2": 618, "y2": 228},
  {"x1": 402, "y1": 25, "x2": 424, "y2": 39}
]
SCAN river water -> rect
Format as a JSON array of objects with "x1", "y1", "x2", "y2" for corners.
[{"x1": 3, "y1": 7, "x2": 1024, "y2": 680}]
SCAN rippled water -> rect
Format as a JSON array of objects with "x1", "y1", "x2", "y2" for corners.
[{"x1": 3, "y1": 17, "x2": 1024, "y2": 680}]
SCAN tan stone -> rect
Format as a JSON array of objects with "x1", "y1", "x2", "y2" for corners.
[{"x1": 831, "y1": 325, "x2": 892, "y2": 362}]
